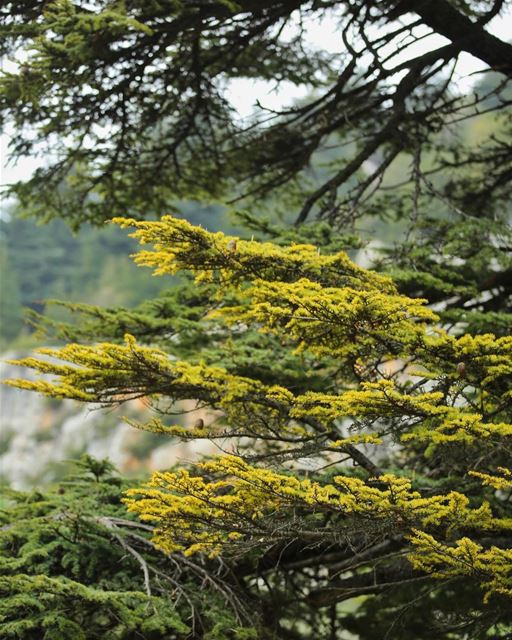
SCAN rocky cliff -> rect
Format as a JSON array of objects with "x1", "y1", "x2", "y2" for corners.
[{"x1": 0, "y1": 352, "x2": 216, "y2": 488}]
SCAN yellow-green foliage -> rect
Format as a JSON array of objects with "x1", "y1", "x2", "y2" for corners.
[
  {"x1": 113, "y1": 216, "x2": 393, "y2": 292},
  {"x1": 469, "y1": 467, "x2": 512, "y2": 490},
  {"x1": 124, "y1": 455, "x2": 495, "y2": 557},
  {"x1": 6, "y1": 216, "x2": 512, "y2": 604},
  {"x1": 408, "y1": 531, "x2": 512, "y2": 601}
]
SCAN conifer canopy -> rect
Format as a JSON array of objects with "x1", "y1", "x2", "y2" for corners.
[
  {"x1": 6, "y1": 217, "x2": 512, "y2": 638},
  {"x1": 2, "y1": 1, "x2": 512, "y2": 637},
  {"x1": 2, "y1": 0, "x2": 512, "y2": 226}
]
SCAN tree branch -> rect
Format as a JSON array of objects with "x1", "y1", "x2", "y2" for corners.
[{"x1": 404, "y1": 0, "x2": 512, "y2": 76}]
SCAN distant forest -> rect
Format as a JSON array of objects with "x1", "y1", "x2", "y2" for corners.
[{"x1": 0, "y1": 203, "x2": 229, "y2": 346}]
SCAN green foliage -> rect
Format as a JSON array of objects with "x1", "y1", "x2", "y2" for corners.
[
  {"x1": 376, "y1": 208, "x2": 512, "y2": 336},
  {"x1": 0, "y1": 455, "x2": 258, "y2": 639},
  {"x1": 0, "y1": 574, "x2": 185, "y2": 640}
]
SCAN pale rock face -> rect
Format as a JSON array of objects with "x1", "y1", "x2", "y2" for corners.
[
  {"x1": 0, "y1": 357, "x2": 46, "y2": 437},
  {"x1": 149, "y1": 438, "x2": 221, "y2": 471},
  {"x1": 0, "y1": 353, "x2": 219, "y2": 488},
  {"x1": 354, "y1": 239, "x2": 385, "y2": 270},
  {"x1": 86, "y1": 421, "x2": 134, "y2": 467}
]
